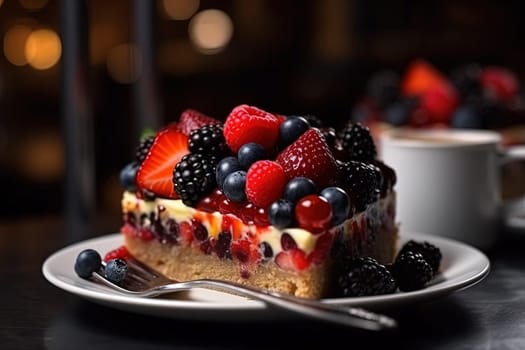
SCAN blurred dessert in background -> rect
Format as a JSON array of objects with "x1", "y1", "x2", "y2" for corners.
[{"x1": 351, "y1": 58, "x2": 525, "y2": 147}]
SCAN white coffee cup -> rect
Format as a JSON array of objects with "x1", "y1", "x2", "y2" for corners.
[{"x1": 380, "y1": 128, "x2": 525, "y2": 251}]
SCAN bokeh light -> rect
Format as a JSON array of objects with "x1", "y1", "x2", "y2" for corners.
[
  {"x1": 188, "y1": 9, "x2": 233, "y2": 54},
  {"x1": 106, "y1": 43, "x2": 142, "y2": 84},
  {"x1": 25, "y1": 29, "x2": 62, "y2": 70},
  {"x1": 161, "y1": 0, "x2": 199, "y2": 20},
  {"x1": 4, "y1": 25, "x2": 32, "y2": 66}
]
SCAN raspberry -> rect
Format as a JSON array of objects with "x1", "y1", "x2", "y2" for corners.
[
  {"x1": 276, "y1": 128, "x2": 338, "y2": 188},
  {"x1": 335, "y1": 257, "x2": 397, "y2": 297},
  {"x1": 246, "y1": 160, "x2": 287, "y2": 208},
  {"x1": 223, "y1": 104, "x2": 281, "y2": 153},
  {"x1": 479, "y1": 66, "x2": 519, "y2": 103},
  {"x1": 104, "y1": 245, "x2": 131, "y2": 262}
]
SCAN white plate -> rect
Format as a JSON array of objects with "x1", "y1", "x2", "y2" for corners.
[{"x1": 42, "y1": 231, "x2": 490, "y2": 320}]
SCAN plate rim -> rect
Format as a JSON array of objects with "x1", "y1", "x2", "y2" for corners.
[{"x1": 42, "y1": 231, "x2": 491, "y2": 314}]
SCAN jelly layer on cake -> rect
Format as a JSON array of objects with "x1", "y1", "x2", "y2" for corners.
[{"x1": 121, "y1": 190, "x2": 398, "y2": 299}]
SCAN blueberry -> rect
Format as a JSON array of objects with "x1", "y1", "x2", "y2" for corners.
[
  {"x1": 237, "y1": 143, "x2": 266, "y2": 169},
  {"x1": 450, "y1": 104, "x2": 483, "y2": 129},
  {"x1": 283, "y1": 177, "x2": 317, "y2": 204},
  {"x1": 320, "y1": 186, "x2": 351, "y2": 226},
  {"x1": 105, "y1": 258, "x2": 128, "y2": 283},
  {"x1": 279, "y1": 117, "x2": 310, "y2": 147},
  {"x1": 383, "y1": 98, "x2": 417, "y2": 126},
  {"x1": 74, "y1": 249, "x2": 102, "y2": 279},
  {"x1": 222, "y1": 170, "x2": 247, "y2": 202},
  {"x1": 268, "y1": 199, "x2": 295, "y2": 229},
  {"x1": 216, "y1": 156, "x2": 243, "y2": 190},
  {"x1": 119, "y1": 162, "x2": 139, "y2": 191}
]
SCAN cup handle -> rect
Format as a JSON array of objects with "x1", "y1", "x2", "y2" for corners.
[{"x1": 500, "y1": 145, "x2": 525, "y2": 231}]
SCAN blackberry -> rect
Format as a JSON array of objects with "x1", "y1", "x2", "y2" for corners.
[
  {"x1": 301, "y1": 114, "x2": 323, "y2": 128},
  {"x1": 173, "y1": 153, "x2": 218, "y2": 206},
  {"x1": 188, "y1": 124, "x2": 229, "y2": 158},
  {"x1": 135, "y1": 135, "x2": 154, "y2": 164},
  {"x1": 392, "y1": 251, "x2": 433, "y2": 292},
  {"x1": 398, "y1": 240, "x2": 442, "y2": 274},
  {"x1": 335, "y1": 257, "x2": 397, "y2": 297},
  {"x1": 337, "y1": 160, "x2": 380, "y2": 212},
  {"x1": 340, "y1": 122, "x2": 377, "y2": 161},
  {"x1": 373, "y1": 160, "x2": 397, "y2": 196}
]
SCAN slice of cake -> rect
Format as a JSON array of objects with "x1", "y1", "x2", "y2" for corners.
[{"x1": 117, "y1": 105, "x2": 399, "y2": 299}]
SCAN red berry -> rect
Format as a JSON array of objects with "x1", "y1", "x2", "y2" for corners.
[
  {"x1": 174, "y1": 108, "x2": 221, "y2": 136},
  {"x1": 104, "y1": 245, "x2": 131, "y2": 262},
  {"x1": 196, "y1": 189, "x2": 225, "y2": 213},
  {"x1": 179, "y1": 221, "x2": 193, "y2": 244},
  {"x1": 276, "y1": 128, "x2": 337, "y2": 188},
  {"x1": 419, "y1": 83, "x2": 459, "y2": 124},
  {"x1": 136, "y1": 128, "x2": 189, "y2": 198},
  {"x1": 223, "y1": 104, "x2": 280, "y2": 153},
  {"x1": 290, "y1": 248, "x2": 310, "y2": 270},
  {"x1": 246, "y1": 160, "x2": 287, "y2": 208},
  {"x1": 479, "y1": 66, "x2": 519, "y2": 103},
  {"x1": 295, "y1": 195, "x2": 332, "y2": 233}
]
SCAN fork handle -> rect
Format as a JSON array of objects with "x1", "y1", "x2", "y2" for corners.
[{"x1": 157, "y1": 279, "x2": 397, "y2": 331}]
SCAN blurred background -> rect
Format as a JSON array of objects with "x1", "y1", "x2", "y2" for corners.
[{"x1": 1, "y1": 0, "x2": 524, "y2": 232}]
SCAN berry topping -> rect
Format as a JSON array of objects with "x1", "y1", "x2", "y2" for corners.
[
  {"x1": 246, "y1": 160, "x2": 287, "y2": 208},
  {"x1": 105, "y1": 258, "x2": 128, "y2": 284},
  {"x1": 215, "y1": 156, "x2": 243, "y2": 190},
  {"x1": 136, "y1": 128, "x2": 189, "y2": 198},
  {"x1": 398, "y1": 240, "x2": 442, "y2": 274},
  {"x1": 276, "y1": 128, "x2": 338, "y2": 188},
  {"x1": 278, "y1": 116, "x2": 310, "y2": 147},
  {"x1": 135, "y1": 135, "x2": 155, "y2": 164},
  {"x1": 319, "y1": 186, "x2": 352, "y2": 226},
  {"x1": 222, "y1": 170, "x2": 247, "y2": 202},
  {"x1": 173, "y1": 153, "x2": 217, "y2": 206},
  {"x1": 295, "y1": 195, "x2": 332, "y2": 233},
  {"x1": 268, "y1": 199, "x2": 295, "y2": 229},
  {"x1": 340, "y1": 122, "x2": 377, "y2": 161},
  {"x1": 337, "y1": 160, "x2": 380, "y2": 212},
  {"x1": 188, "y1": 124, "x2": 229, "y2": 158},
  {"x1": 392, "y1": 250, "x2": 433, "y2": 292},
  {"x1": 119, "y1": 162, "x2": 139, "y2": 192},
  {"x1": 104, "y1": 245, "x2": 131, "y2": 262},
  {"x1": 175, "y1": 108, "x2": 221, "y2": 136},
  {"x1": 74, "y1": 249, "x2": 102, "y2": 279},
  {"x1": 282, "y1": 177, "x2": 317, "y2": 204},
  {"x1": 300, "y1": 114, "x2": 323, "y2": 128},
  {"x1": 479, "y1": 66, "x2": 519, "y2": 103},
  {"x1": 237, "y1": 142, "x2": 267, "y2": 169},
  {"x1": 223, "y1": 104, "x2": 281, "y2": 153},
  {"x1": 335, "y1": 257, "x2": 397, "y2": 297}
]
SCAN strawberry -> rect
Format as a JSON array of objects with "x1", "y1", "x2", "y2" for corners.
[
  {"x1": 223, "y1": 104, "x2": 281, "y2": 153},
  {"x1": 275, "y1": 249, "x2": 310, "y2": 271},
  {"x1": 479, "y1": 66, "x2": 519, "y2": 103},
  {"x1": 276, "y1": 128, "x2": 337, "y2": 188},
  {"x1": 136, "y1": 128, "x2": 189, "y2": 198},
  {"x1": 419, "y1": 82, "x2": 459, "y2": 124},
  {"x1": 175, "y1": 108, "x2": 221, "y2": 136},
  {"x1": 401, "y1": 59, "x2": 449, "y2": 96},
  {"x1": 246, "y1": 160, "x2": 287, "y2": 208}
]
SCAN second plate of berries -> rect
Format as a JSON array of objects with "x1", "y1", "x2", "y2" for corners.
[{"x1": 43, "y1": 231, "x2": 490, "y2": 319}]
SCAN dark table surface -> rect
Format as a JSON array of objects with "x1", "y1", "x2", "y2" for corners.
[{"x1": 2, "y1": 215, "x2": 525, "y2": 350}]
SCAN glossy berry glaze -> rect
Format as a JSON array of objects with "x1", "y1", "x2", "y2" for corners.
[{"x1": 121, "y1": 189, "x2": 397, "y2": 278}]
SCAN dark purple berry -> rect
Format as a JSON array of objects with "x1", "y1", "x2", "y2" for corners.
[
  {"x1": 237, "y1": 142, "x2": 266, "y2": 169},
  {"x1": 320, "y1": 186, "x2": 352, "y2": 226},
  {"x1": 337, "y1": 160, "x2": 380, "y2": 212},
  {"x1": 281, "y1": 233, "x2": 297, "y2": 251},
  {"x1": 173, "y1": 153, "x2": 217, "y2": 206},
  {"x1": 222, "y1": 170, "x2": 247, "y2": 202},
  {"x1": 279, "y1": 116, "x2": 310, "y2": 147},
  {"x1": 282, "y1": 177, "x2": 317, "y2": 204},
  {"x1": 135, "y1": 135, "x2": 154, "y2": 164},
  {"x1": 340, "y1": 122, "x2": 377, "y2": 161},
  {"x1": 398, "y1": 240, "x2": 442, "y2": 274},
  {"x1": 188, "y1": 124, "x2": 229, "y2": 158},
  {"x1": 105, "y1": 258, "x2": 128, "y2": 283},
  {"x1": 74, "y1": 249, "x2": 102, "y2": 279},
  {"x1": 216, "y1": 156, "x2": 243, "y2": 190},
  {"x1": 392, "y1": 251, "x2": 433, "y2": 292},
  {"x1": 268, "y1": 199, "x2": 295, "y2": 229},
  {"x1": 336, "y1": 257, "x2": 397, "y2": 297},
  {"x1": 119, "y1": 162, "x2": 139, "y2": 191}
]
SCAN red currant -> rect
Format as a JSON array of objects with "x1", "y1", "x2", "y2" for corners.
[
  {"x1": 196, "y1": 189, "x2": 225, "y2": 213},
  {"x1": 295, "y1": 195, "x2": 332, "y2": 233}
]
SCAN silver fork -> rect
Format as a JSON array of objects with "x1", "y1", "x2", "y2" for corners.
[{"x1": 90, "y1": 257, "x2": 397, "y2": 331}]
